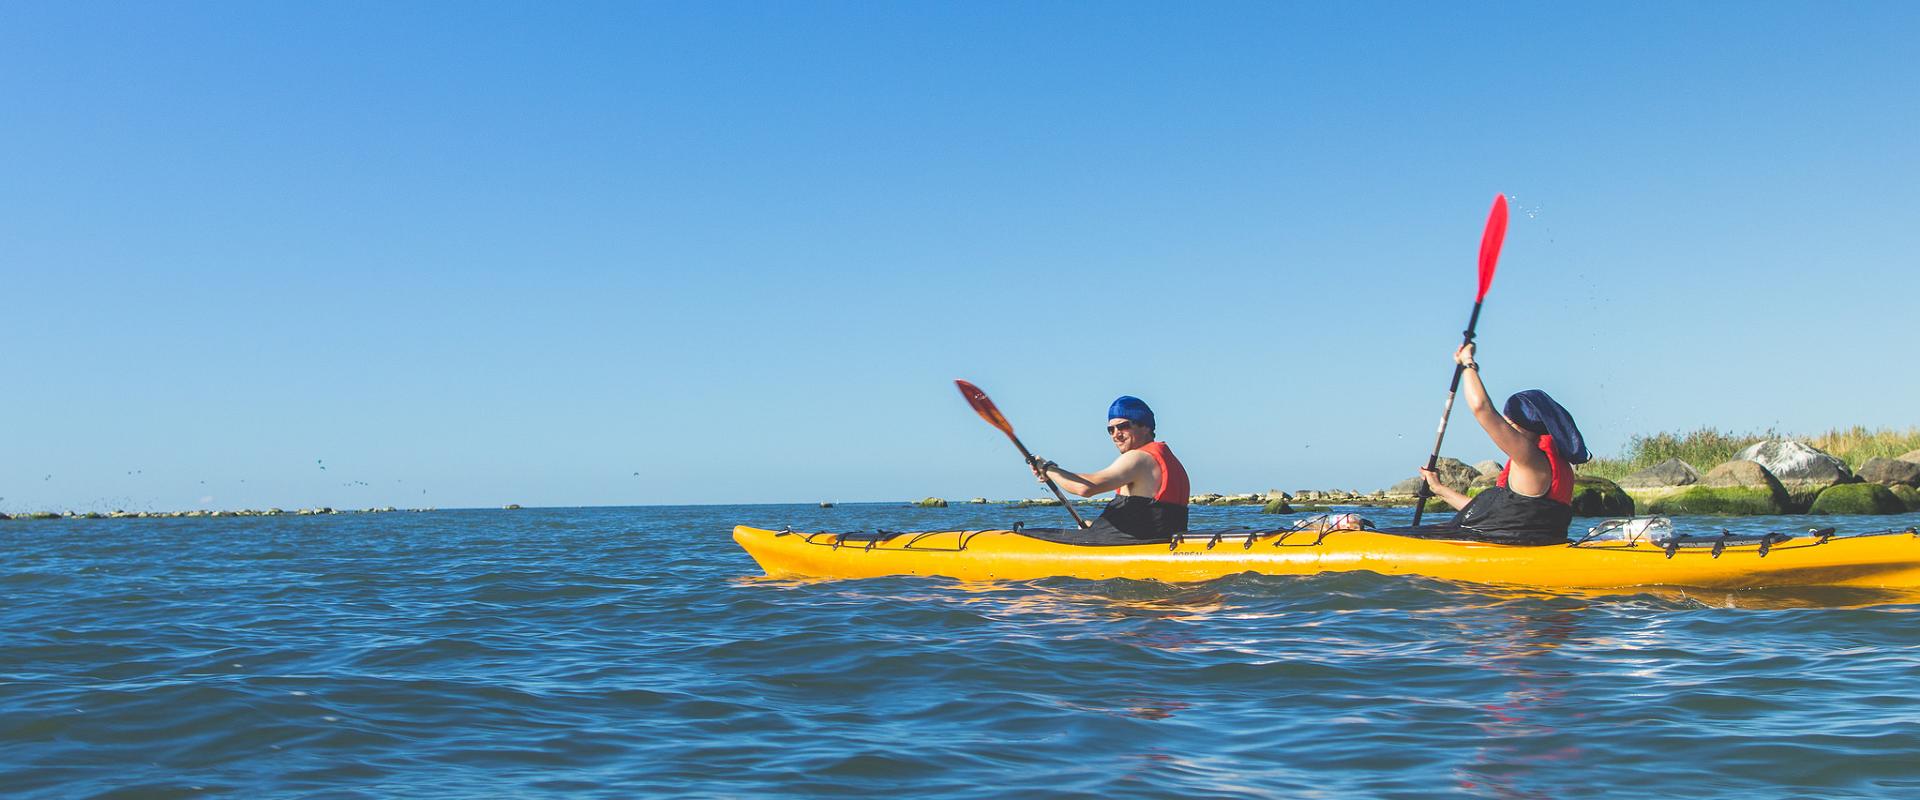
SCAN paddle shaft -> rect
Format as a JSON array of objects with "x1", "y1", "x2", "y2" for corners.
[
  {"x1": 954, "y1": 379, "x2": 1094, "y2": 529},
  {"x1": 1009, "y1": 433, "x2": 1091, "y2": 529},
  {"x1": 1411, "y1": 301, "x2": 1483, "y2": 526}
]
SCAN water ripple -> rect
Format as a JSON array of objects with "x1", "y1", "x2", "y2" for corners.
[{"x1": 6, "y1": 505, "x2": 1920, "y2": 797}]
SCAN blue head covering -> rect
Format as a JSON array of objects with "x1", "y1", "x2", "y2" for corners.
[
  {"x1": 1108, "y1": 396, "x2": 1155, "y2": 431},
  {"x1": 1503, "y1": 389, "x2": 1590, "y2": 464}
]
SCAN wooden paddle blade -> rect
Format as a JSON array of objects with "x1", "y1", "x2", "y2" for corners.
[
  {"x1": 954, "y1": 379, "x2": 1015, "y2": 437},
  {"x1": 1476, "y1": 193, "x2": 1508, "y2": 302}
]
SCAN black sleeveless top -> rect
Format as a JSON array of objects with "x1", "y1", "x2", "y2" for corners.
[
  {"x1": 1447, "y1": 486, "x2": 1573, "y2": 545},
  {"x1": 1089, "y1": 494, "x2": 1190, "y2": 539}
]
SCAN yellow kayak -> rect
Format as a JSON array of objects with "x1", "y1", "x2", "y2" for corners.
[{"x1": 733, "y1": 524, "x2": 1920, "y2": 590}]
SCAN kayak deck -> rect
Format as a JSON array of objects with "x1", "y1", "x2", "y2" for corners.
[{"x1": 733, "y1": 524, "x2": 1920, "y2": 590}]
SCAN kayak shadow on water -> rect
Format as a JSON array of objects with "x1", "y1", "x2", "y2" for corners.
[{"x1": 735, "y1": 567, "x2": 1920, "y2": 611}]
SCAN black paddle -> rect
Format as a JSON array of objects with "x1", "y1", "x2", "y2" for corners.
[
  {"x1": 1412, "y1": 194, "x2": 1509, "y2": 526},
  {"x1": 955, "y1": 379, "x2": 1090, "y2": 529}
]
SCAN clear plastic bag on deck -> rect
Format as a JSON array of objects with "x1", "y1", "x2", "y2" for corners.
[
  {"x1": 1291, "y1": 512, "x2": 1376, "y2": 533},
  {"x1": 1580, "y1": 517, "x2": 1675, "y2": 545}
]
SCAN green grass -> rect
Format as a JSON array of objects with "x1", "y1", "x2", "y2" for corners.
[{"x1": 1578, "y1": 427, "x2": 1920, "y2": 480}]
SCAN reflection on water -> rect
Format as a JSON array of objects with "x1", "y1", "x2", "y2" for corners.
[
  {"x1": 11, "y1": 504, "x2": 1920, "y2": 798},
  {"x1": 1454, "y1": 608, "x2": 1585, "y2": 798}
]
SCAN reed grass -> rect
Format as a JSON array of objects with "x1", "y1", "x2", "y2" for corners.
[
  {"x1": 1806, "y1": 426, "x2": 1920, "y2": 465},
  {"x1": 1578, "y1": 426, "x2": 1920, "y2": 480}
]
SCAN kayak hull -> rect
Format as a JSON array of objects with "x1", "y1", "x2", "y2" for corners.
[{"x1": 732, "y1": 525, "x2": 1920, "y2": 590}]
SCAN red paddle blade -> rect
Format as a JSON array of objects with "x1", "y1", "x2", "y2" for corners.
[
  {"x1": 1476, "y1": 193, "x2": 1508, "y2": 302},
  {"x1": 954, "y1": 379, "x2": 1015, "y2": 437}
]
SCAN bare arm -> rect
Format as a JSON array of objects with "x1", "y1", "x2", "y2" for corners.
[
  {"x1": 1033, "y1": 451, "x2": 1150, "y2": 497},
  {"x1": 1419, "y1": 467, "x2": 1472, "y2": 511},
  {"x1": 1455, "y1": 344, "x2": 1550, "y2": 495}
]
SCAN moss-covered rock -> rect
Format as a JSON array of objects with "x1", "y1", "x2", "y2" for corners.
[
  {"x1": 1261, "y1": 498, "x2": 1293, "y2": 514},
  {"x1": 1807, "y1": 483, "x2": 1906, "y2": 515},
  {"x1": 1570, "y1": 475, "x2": 1635, "y2": 517},
  {"x1": 916, "y1": 497, "x2": 949, "y2": 508},
  {"x1": 1888, "y1": 484, "x2": 1920, "y2": 511},
  {"x1": 1646, "y1": 486, "x2": 1788, "y2": 516}
]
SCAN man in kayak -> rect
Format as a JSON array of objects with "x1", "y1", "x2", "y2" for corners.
[
  {"x1": 1417, "y1": 342, "x2": 1590, "y2": 545},
  {"x1": 1028, "y1": 396, "x2": 1191, "y2": 538}
]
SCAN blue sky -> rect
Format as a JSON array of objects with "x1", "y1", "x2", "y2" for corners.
[{"x1": 3, "y1": 2, "x2": 1916, "y2": 510}]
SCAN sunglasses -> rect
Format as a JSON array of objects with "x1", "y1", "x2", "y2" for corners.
[{"x1": 1106, "y1": 421, "x2": 1137, "y2": 434}]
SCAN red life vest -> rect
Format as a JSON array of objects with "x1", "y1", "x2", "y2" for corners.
[
  {"x1": 1135, "y1": 441, "x2": 1190, "y2": 505},
  {"x1": 1496, "y1": 434, "x2": 1574, "y2": 505}
]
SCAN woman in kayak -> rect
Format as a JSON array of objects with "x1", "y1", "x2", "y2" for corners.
[
  {"x1": 1418, "y1": 342, "x2": 1590, "y2": 545},
  {"x1": 1028, "y1": 396, "x2": 1190, "y2": 539}
]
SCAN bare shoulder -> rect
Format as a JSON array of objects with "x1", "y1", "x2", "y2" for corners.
[
  {"x1": 1121, "y1": 448, "x2": 1159, "y2": 473},
  {"x1": 1111, "y1": 449, "x2": 1153, "y2": 474}
]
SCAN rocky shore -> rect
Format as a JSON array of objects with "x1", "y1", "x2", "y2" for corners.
[
  {"x1": 1584, "y1": 441, "x2": 1920, "y2": 516},
  {"x1": 1373, "y1": 440, "x2": 1920, "y2": 516},
  {"x1": 905, "y1": 440, "x2": 1920, "y2": 518},
  {"x1": 0, "y1": 507, "x2": 432, "y2": 521}
]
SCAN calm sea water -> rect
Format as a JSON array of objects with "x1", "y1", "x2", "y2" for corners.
[{"x1": 6, "y1": 503, "x2": 1920, "y2": 798}]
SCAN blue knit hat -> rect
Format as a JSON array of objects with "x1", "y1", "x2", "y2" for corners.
[
  {"x1": 1108, "y1": 396, "x2": 1155, "y2": 430},
  {"x1": 1503, "y1": 390, "x2": 1590, "y2": 464}
]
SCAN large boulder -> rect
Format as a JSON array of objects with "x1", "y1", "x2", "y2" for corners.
[
  {"x1": 1261, "y1": 497, "x2": 1293, "y2": 514},
  {"x1": 1856, "y1": 457, "x2": 1920, "y2": 487},
  {"x1": 1701, "y1": 459, "x2": 1784, "y2": 491},
  {"x1": 1434, "y1": 457, "x2": 1480, "y2": 490},
  {"x1": 1678, "y1": 459, "x2": 1794, "y2": 514},
  {"x1": 1614, "y1": 458, "x2": 1702, "y2": 508},
  {"x1": 1387, "y1": 457, "x2": 1479, "y2": 497},
  {"x1": 1570, "y1": 475, "x2": 1634, "y2": 517},
  {"x1": 1617, "y1": 458, "x2": 1701, "y2": 488},
  {"x1": 1646, "y1": 486, "x2": 1788, "y2": 516},
  {"x1": 1473, "y1": 460, "x2": 1504, "y2": 478},
  {"x1": 1898, "y1": 448, "x2": 1920, "y2": 465},
  {"x1": 1807, "y1": 483, "x2": 1906, "y2": 515},
  {"x1": 1734, "y1": 440, "x2": 1854, "y2": 510},
  {"x1": 916, "y1": 497, "x2": 949, "y2": 508}
]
